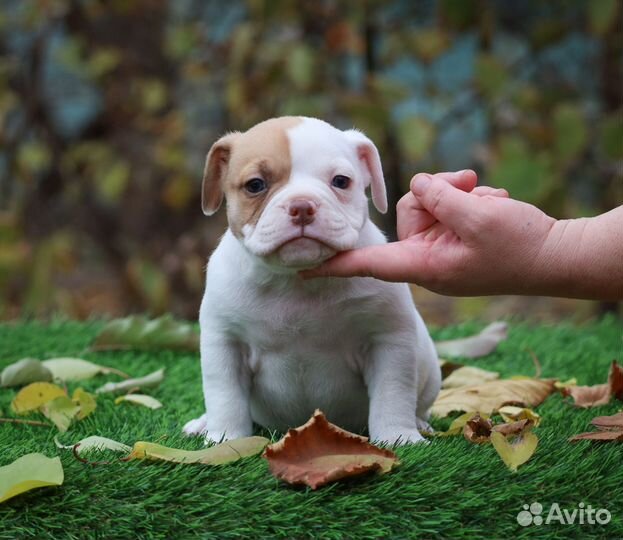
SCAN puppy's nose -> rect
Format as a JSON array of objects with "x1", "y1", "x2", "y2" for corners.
[{"x1": 288, "y1": 199, "x2": 316, "y2": 226}]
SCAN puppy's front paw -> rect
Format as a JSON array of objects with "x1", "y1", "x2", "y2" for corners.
[
  {"x1": 183, "y1": 413, "x2": 210, "y2": 436},
  {"x1": 183, "y1": 414, "x2": 250, "y2": 443},
  {"x1": 416, "y1": 417, "x2": 434, "y2": 434},
  {"x1": 372, "y1": 428, "x2": 428, "y2": 446},
  {"x1": 204, "y1": 428, "x2": 250, "y2": 445}
]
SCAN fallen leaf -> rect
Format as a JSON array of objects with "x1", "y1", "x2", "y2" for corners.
[
  {"x1": 0, "y1": 453, "x2": 64, "y2": 503},
  {"x1": 436, "y1": 411, "x2": 480, "y2": 437},
  {"x1": 554, "y1": 378, "x2": 577, "y2": 390},
  {"x1": 457, "y1": 413, "x2": 532, "y2": 444},
  {"x1": 432, "y1": 378, "x2": 555, "y2": 418},
  {"x1": 128, "y1": 437, "x2": 269, "y2": 465},
  {"x1": 463, "y1": 414, "x2": 494, "y2": 444},
  {"x1": 563, "y1": 361, "x2": 623, "y2": 407},
  {"x1": 491, "y1": 419, "x2": 532, "y2": 437},
  {"x1": 55, "y1": 435, "x2": 132, "y2": 455},
  {"x1": 1, "y1": 358, "x2": 52, "y2": 387},
  {"x1": 115, "y1": 394, "x2": 163, "y2": 410},
  {"x1": 442, "y1": 366, "x2": 499, "y2": 389},
  {"x1": 569, "y1": 412, "x2": 623, "y2": 442},
  {"x1": 490, "y1": 430, "x2": 538, "y2": 472},
  {"x1": 96, "y1": 368, "x2": 164, "y2": 394},
  {"x1": 569, "y1": 431, "x2": 623, "y2": 442},
  {"x1": 41, "y1": 396, "x2": 80, "y2": 432},
  {"x1": 92, "y1": 315, "x2": 199, "y2": 352},
  {"x1": 435, "y1": 321, "x2": 508, "y2": 358},
  {"x1": 498, "y1": 405, "x2": 541, "y2": 427},
  {"x1": 42, "y1": 358, "x2": 128, "y2": 381},
  {"x1": 11, "y1": 383, "x2": 66, "y2": 414},
  {"x1": 438, "y1": 359, "x2": 463, "y2": 379},
  {"x1": 591, "y1": 411, "x2": 623, "y2": 430},
  {"x1": 72, "y1": 388, "x2": 97, "y2": 420},
  {"x1": 263, "y1": 410, "x2": 399, "y2": 490}
]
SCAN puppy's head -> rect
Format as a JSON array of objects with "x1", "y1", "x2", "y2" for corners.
[{"x1": 202, "y1": 116, "x2": 387, "y2": 269}]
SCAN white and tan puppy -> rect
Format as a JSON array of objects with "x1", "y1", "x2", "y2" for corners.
[{"x1": 183, "y1": 116, "x2": 441, "y2": 445}]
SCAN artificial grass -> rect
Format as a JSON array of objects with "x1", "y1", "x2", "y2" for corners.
[{"x1": 0, "y1": 316, "x2": 622, "y2": 540}]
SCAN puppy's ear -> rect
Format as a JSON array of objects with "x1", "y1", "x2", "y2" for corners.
[
  {"x1": 202, "y1": 132, "x2": 240, "y2": 216},
  {"x1": 343, "y1": 129, "x2": 388, "y2": 214}
]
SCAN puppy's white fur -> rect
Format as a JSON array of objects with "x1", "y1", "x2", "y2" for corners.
[{"x1": 184, "y1": 117, "x2": 441, "y2": 445}]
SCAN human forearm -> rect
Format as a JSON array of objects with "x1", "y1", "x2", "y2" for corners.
[{"x1": 531, "y1": 206, "x2": 623, "y2": 300}]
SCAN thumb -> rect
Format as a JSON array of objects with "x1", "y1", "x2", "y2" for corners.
[
  {"x1": 410, "y1": 173, "x2": 481, "y2": 233},
  {"x1": 300, "y1": 243, "x2": 415, "y2": 282}
]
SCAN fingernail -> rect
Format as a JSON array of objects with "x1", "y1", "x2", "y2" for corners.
[{"x1": 411, "y1": 174, "x2": 432, "y2": 194}]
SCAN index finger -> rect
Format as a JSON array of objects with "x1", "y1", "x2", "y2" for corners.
[{"x1": 299, "y1": 242, "x2": 420, "y2": 282}]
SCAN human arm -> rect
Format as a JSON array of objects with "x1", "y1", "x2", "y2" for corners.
[{"x1": 302, "y1": 171, "x2": 623, "y2": 300}]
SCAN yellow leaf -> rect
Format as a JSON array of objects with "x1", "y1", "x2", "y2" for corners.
[
  {"x1": 0, "y1": 454, "x2": 63, "y2": 503},
  {"x1": 72, "y1": 388, "x2": 97, "y2": 420},
  {"x1": 432, "y1": 379, "x2": 555, "y2": 418},
  {"x1": 442, "y1": 366, "x2": 499, "y2": 389},
  {"x1": 498, "y1": 405, "x2": 541, "y2": 427},
  {"x1": 128, "y1": 437, "x2": 269, "y2": 465},
  {"x1": 11, "y1": 382, "x2": 66, "y2": 414},
  {"x1": 490, "y1": 431, "x2": 538, "y2": 472},
  {"x1": 437, "y1": 411, "x2": 482, "y2": 437},
  {"x1": 41, "y1": 396, "x2": 80, "y2": 432},
  {"x1": 554, "y1": 378, "x2": 577, "y2": 390},
  {"x1": 115, "y1": 394, "x2": 162, "y2": 410}
]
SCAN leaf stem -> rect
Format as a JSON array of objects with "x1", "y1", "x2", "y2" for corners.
[{"x1": 0, "y1": 417, "x2": 52, "y2": 427}]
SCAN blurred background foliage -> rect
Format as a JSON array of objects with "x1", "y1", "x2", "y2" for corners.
[{"x1": 0, "y1": 0, "x2": 621, "y2": 324}]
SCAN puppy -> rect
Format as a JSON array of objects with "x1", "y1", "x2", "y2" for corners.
[{"x1": 183, "y1": 117, "x2": 441, "y2": 445}]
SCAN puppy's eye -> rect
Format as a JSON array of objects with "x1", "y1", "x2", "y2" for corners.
[
  {"x1": 244, "y1": 178, "x2": 267, "y2": 194},
  {"x1": 331, "y1": 175, "x2": 351, "y2": 189}
]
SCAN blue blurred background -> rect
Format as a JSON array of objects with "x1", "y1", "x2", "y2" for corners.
[{"x1": 0, "y1": 0, "x2": 621, "y2": 323}]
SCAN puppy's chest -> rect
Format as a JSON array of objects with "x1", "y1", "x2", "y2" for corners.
[{"x1": 226, "y1": 291, "x2": 388, "y2": 372}]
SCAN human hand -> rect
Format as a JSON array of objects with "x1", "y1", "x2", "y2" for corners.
[{"x1": 301, "y1": 170, "x2": 557, "y2": 296}]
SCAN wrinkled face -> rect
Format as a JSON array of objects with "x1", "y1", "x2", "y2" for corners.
[{"x1": 202, "y1": 117, "x2": 387, "y2": 269}]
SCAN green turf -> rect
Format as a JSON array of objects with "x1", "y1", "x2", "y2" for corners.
[{"x1": 1, "y1": 316, "x2": 622, "y2": 539}]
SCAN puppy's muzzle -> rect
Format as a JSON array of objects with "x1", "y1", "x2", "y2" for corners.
[{"x1": 288, "y1": 199, "x2": 317, "y2": 226}]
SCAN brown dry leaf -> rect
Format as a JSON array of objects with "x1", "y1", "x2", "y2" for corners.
[
  {"x1": 438, "y1": 359, "x2": 463, "y2": 379},
  {"x1": 563, "y1": 361, "x2": 623, "y2": 408},
  {"x1": 492, "y1": 419, "x2": 532, "y2": 436},
  {"x1": 263, "y1": 410, "x2": 399, "y2": 490},
  {"x1": 463, "y1": 414, "x2": 493, "y2": 444},
  {"x1": 463, "y1": 415, "x2": 531, "y2": 444},
  {"x1": 570, "y1": 431, "x2": 623, "y2": 442},
  {"x1": 591, "y1": 411, "x2": 623, "y2": 430},
  {"x1": 432, "y1": 378, "x2": 555, "y2": 418},
  {"x1": 569, "y1": 411, "x2": 623, "y2": 442}
]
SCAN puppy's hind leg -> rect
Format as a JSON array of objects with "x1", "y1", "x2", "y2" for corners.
[{"x1": 415, "y1": 349, "x2": 442, "y2": 433}]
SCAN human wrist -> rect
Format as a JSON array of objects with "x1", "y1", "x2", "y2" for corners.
[{"x1": 529, "y1": 217, "x2": 593, "y2": 298}]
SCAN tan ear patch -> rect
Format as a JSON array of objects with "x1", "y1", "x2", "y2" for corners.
[
  {"x1": 202, "y1": 132, "x2": 240, "y2": 216},
  {"x1": 220, "y1": 117, "x2": 302, "y2": 236}
]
